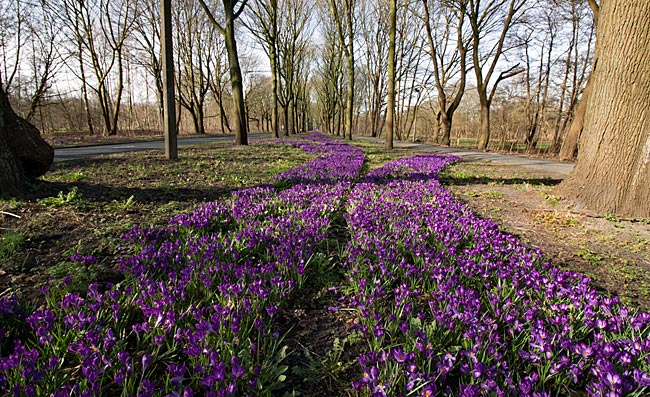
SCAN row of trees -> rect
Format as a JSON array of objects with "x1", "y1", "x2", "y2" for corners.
[
  {"x1": 2, "y1": 0, "x2": 648, "y2": 216},
  {"x1": 2, "y1": 0, "x2": 595, "y2": 154}
]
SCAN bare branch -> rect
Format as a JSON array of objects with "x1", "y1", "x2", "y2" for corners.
[
  {"x1": 586, "y1": 0, "x2": 599, "y2": 23},
  {"x1": 488, "y1": 63, "x2": 524, "y2": 103},
  {"x1": 198, "y1": 0, "x2": 225, "y2": 35},
  {"x1": 234, "y1": 0, "x2": 250, "y2": 19}
]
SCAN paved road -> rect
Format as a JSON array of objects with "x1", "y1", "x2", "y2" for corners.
[
  {"x1": 54, "y1": 132, "x2": 574, "y2": 176},
  {"x1": 53, "y1": 133, "x2": 270, "y2": 162},
  {"x1": 358, "y1": 137, "x2": 575, "y2": 176}
]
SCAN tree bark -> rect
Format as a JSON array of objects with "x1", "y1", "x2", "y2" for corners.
[
  {"x1": 225, "y1": 12, "x2": 248, "y2": 144},
  {"x1": 558, "y1": 0, "x2": 650, "y2": 217},
  {"x1": 0, "y1": 80, "x2": 53, "y2": 195},
  {"x1": 344, "y1": 47, "x2": 354, "y2": 141},
  {"x1": 440, "y1": 111, "x2": 452, "y2": 146},
  {"x1": 477, "y1": 99, "x2": 491, "y2": 150}
]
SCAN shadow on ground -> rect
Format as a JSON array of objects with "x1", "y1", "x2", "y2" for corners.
[{"x1": 439, "y1": 174, "x2": 562, "y2": 187}]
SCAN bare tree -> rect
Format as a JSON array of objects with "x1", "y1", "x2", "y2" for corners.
[
  {"x1": 131, "y1": 0, "x2": 164, "y2": 128},
  {"x1": 291, "y1": 42, "x2": 313, "y2": 133},
  {"x1": 517, "y1": 6, "x2": 556, "y2": 151},
  {"x1": 58, "y1": 0, "x2": 137, "y2": 136},
  {"x1": 0, "y1": 0, "x2": 64, "y2": 127},
  {"x1": 246, "y1": 0, "x2": 280, "y2": 137},
  {"x1": 420, "y1": 0, "x2": 469, "y2": 146},
  {"x1": 55, "y1": 0, "x2": 96, "y2": 134},
  {"x1": 328, "y1": 0, "x2": 356, "y2": 140},
  {"x1": 467, "y1": 0, "x2": 528, "y2": 150},
  {"x1": 199, "y1": 0, "x2": 249, "y2": 145},
  {"x1": 174, "y1": 0, "x2": 218, "y2": 135},
  {"x1": 275, "y1": 0, "x2": 312, "y2": 135},
  {"x1": 206, "y1": 39, "x2": 233, "y2": 134},
  {"x1": 314, "y1": 7, "x2": 345, "y2": 135},
  {"x1": 385, "y1": 0, "x2": 397, "y2": 149},
  {"x1": 358, "y1": 0, "x2": 388, "y2": 138},
  {"x1": 0, "y1": 0, "x2": 26, "y2": 95},
  {"x1": 245, "y1": 74, "x2": 272, "y2": 131},
  {"x1": 394, "y1": 3, "x2": 427, "y2": 141},
  {"x1": 558, "y1": 0, "x2": 595, "y2": 159}
]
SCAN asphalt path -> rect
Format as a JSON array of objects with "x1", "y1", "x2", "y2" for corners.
[
  {"x1": 358, "y1": 137, "x2": 574, "y2": 176},
  {"x1": 53, "y1": 133, "x2": 270, "y2": 162},
  {"x1": 54, "y1": 132, "x2": 574, "y2": 176}
]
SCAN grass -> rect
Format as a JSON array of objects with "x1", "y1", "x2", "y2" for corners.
[
  {"x1": 0, "y1": 140, "x2": 314, "y2": 302},
  {"x1": 532, "y1": 211, "x2": 581, "y2": 229},
  {"x1": 0, "y1": 232, "x2": 25, "y2": 272},
  {"x1": 449, "y1": 137, "x2": 554, "y2": 153}
]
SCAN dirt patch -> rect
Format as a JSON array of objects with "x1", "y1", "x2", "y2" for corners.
[{"x1": 441, "y1": 160, "x2": 650, "y2": 311}]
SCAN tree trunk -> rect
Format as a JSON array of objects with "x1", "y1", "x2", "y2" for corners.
[
  {"x1": 559, "y1": 71, "x2": 594, "y2": 160},
  {"x1": 384, "y1": 0, "x2": 396, "y2": 150},
  {"x1": 0, "y1": 80, "x2": 53, "y2": 195},
  {"x1": 75, "y1": 16, "x2": 95, "y2": 135},
  {"x1": 217, "y1": 92, "x2": 231, "y2": 134},
  {"x1": 283, "y1": 106, "x2": 289, "y2": 137},
  {"x1": 551, "y1": 43, "x2": 573, "y2": 153},
  {"x1": 440, "y1": 111, "x2": 452, "y2": 146},
  {"x1": 345, "y1": 54, "x2": 354, "y2": 141},
  {"x1": 558, "y1": 0, "x2": 650, "y2": 217},
  {"x1": 271, "y1": 48, "x2": 279, "y2": 138},
  {"x1": 197, "y1": 103, "x2": 206, "y2": 135},
  {"x1": 224, "y1": 5, "x2": 248, "y2": 145},
  {"x1": 477, "y1": 100, "x2": 491, "y2": 150}
]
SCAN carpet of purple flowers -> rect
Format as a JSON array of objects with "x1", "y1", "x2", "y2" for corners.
[
  {"x1": 342, "y1": 155, "x2": 650, "y2": 396},
  {"x1": 1, "y1": 132, "x2": 650, "y2": 396}
]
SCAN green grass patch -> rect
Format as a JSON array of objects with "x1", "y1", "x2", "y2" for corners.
[{"x1": 0, "y1": 231, "x2": 24, "y2": 262}]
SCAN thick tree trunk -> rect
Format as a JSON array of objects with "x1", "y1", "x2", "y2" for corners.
[
  {"x1": 0, "y1": 82, "x2": 53, "y2": 195},
  {"x1": 283, "y1": 106, "x2": 289, "y2": 137},
  {"x1": 0, "y1": 132, "x2": 24, "y2": 196},
  {"x1": 558, "y1": 0, "x2": 650, "y2": 217}
]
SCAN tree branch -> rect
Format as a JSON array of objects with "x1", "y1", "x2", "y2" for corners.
[
  {"x1": 234, "y1": 0, "x2": 249, "y2": 20},
  {"x1": 586, "y1": 0, "x2": 599, "y2": 23},
  {"x1": 488, "y1": 63, "x2": 523, "y2": 103},
  {"x1": 198, "y1": 0, "x2": 225, "y2": 35}
]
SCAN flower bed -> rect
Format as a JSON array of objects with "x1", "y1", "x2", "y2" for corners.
[
  {"x1": 343, "y1": 155, "x2": 650, "y2": 396},
  {"x1": 2, "y1": 133, "x2": 650, "y2": 396},
  {"x1": 0, "y1": 132, "x2": 363, "y2": 396},
  {"x1": 272, "y1": 131, "x2": 365, "y2": 185}
]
